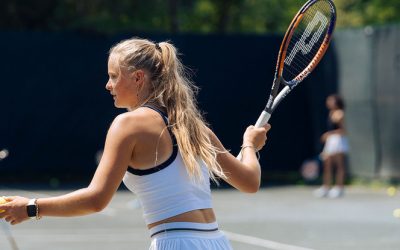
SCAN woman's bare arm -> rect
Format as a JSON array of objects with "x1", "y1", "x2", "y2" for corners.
[
  {"x1": 208, "y1": 125, "x2": 270, "y2": 193},
  {"x1": 0, "y1": 113, "x2": 138, "y2": 224}
]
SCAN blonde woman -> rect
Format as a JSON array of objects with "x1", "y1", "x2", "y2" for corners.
[{"x1": 0, "y1": 38, "x2": 270, "y2": 249}]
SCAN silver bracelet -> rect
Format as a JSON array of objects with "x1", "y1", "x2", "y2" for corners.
[{"x1": 240, "y1": 145, "x2": 260, "y2": 160}]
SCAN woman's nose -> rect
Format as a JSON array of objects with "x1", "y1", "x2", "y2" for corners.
[{"x1": 105, "y1": 80, "x2": 112, "y2": 90}]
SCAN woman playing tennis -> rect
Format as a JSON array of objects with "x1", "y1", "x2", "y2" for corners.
[{"x1": 0, "y1": 38, "x2": 270, "y2": 249}]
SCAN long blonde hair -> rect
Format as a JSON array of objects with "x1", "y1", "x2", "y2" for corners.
[{"x1": 109, "y1": 38, "x2": 226, "y2": 182}]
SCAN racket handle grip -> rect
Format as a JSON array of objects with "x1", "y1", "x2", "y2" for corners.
[
  {"x1": 237, "y1": 111, "x2": 271, "y2": 160},
  {"x1": 254, "y1": 111, "x2": 271, "y2": 128}
]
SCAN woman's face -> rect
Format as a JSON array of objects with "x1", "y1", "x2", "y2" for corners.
[
  {"x1": 105, "y1": 55, "x2": 140, "y2": 109},
  {"x1": 326, "y1": 96, "x2": 337, "y2": 110}
]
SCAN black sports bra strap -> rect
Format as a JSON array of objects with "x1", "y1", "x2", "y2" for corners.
[
  {"x1": 141, "y1": 104, "x2": 176, "y2": 143},
  {"x1": 141, "y1": 104, "x2": 169, "y2": 126},
  {"x1": 127, "y1": 105, "x2": 178, "y2": 176}
]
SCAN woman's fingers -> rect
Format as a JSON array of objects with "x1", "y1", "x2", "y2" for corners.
[
  {"x1": 243, "y1": 124, "x2": 271, "y2": 151},
  {"x1": 0, "y1": 196, "x2": 31, "y2": 225}
]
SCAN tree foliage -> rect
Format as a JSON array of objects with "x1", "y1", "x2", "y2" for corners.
[
  {"x1": 0, "y1": 0, "x2": 399, "y2": 35},
  {"x1": 335, "y1": 0, "x2": 400, "y2": 28}
]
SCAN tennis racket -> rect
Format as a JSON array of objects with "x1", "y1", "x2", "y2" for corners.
[{"x1": 239, "y1": 0, "x2": 336, "y2": 159}]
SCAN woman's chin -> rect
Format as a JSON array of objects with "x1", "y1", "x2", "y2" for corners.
[
  {"x1": 114, "y1": 101, "x2": 124, "y2": 108},
  {"x1": 114, "y1": 101, "x2": 131, "y2": 110}
]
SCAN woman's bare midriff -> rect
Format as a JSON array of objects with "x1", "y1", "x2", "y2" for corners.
[{"x1": 147, "y1": 208, "x2": 216, "y2": 229}]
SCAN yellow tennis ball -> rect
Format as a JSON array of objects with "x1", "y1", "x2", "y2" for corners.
[
  {"x1": 387, "y1": 186, "x2": 397, "y2": 197},
  {"x1": 0, "y1": 196, "x2": 7, "y2": 213},
  {"x1": 393, "y1": 209, "x2": 400, "y2": 218}
]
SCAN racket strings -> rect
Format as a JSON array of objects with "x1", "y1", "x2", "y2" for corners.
[
  {"x1": 286, "y1": 12, "x2": 329, "y2": 63},
  {"x1": 282, "y1": 1, "x2": 333, "y2": 81},
  {"x1": 284, "y1": 44, "x2": 322, "y2": 79},
  {"x1": 285, "y1": 36, "x2": 324, "y2": 76}
]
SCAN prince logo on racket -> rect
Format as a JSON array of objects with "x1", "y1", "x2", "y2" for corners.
[{"x1": 285, "y1": 11, "x2": 328, "y2": 66}]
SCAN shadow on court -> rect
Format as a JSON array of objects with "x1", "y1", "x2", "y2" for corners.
[{"x1": 0, "y1": 186, "x2": 399, "y2": 250}]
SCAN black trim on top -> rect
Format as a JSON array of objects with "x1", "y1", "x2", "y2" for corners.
[
  {"x1": 141, "y1": 104, "x2": 169, "y2": 125},
  {"x1": 127, "y1": 146, "x2": 178, "y2": 176},
  {"x1": 126, "y1": 105, "x2": 178, "y2": 176},
  {"x1": 150, "y1": 227, "x2": 219, "y2": 238}
]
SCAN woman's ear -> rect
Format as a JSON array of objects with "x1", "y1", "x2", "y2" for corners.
[{"x1": 132, "y1": 70, "x2": 145, "y2": 84}]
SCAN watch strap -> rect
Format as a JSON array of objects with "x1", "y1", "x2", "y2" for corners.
[{"x1": 26, "y1": 198, "x2": 39, "y2": 219}]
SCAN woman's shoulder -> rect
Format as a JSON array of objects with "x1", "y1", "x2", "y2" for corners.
[
  {"x1": 109, "y1": 109, "x2": 158, "y2": 135},
  {"x1": 114, "y1": 108, "x2": 153, "y2": 121},
  {"x1": 330, "y1": 109, "x2": 344, "y2": 123}
]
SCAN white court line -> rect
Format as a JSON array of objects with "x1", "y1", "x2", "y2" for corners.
[
  {"x1": 223, "y1": 231, "x2": 315, "y2": 250},
  {"x1": 1, "y1": 220, "x2": 19, "y2": 250}
]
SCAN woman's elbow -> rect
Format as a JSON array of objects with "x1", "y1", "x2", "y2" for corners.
[
  {"x1": 244, "y1": 184, "x2": 260, "y2": 193},
  {"x1": 85, "y1": 189, "x2": 109, "y2": 213},
  {"x1": 241, "y1": 178, "x2": 261, "y2": 193},
  {"x1": 91, "y1": 199, "x2": 107, "y2": 213}
]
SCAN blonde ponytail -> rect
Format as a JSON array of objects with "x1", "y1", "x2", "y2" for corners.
[{"x1": 109, "y1": 38, "x2": 226, "y2": 182}]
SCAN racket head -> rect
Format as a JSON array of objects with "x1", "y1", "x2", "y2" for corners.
[{"x1": 277, "y1": 0, "x2": 336, "y2": 86}]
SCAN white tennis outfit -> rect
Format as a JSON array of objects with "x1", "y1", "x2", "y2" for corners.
[
  {"x1": 322, "y1": 133, "x2": 349, "y2": 156},
  {"x1": 148, "y1": 222, "x2": 231, "y2": 250},
  {"x1": 123, "y1": 105, "x2": 232, "y2": 250},
  {"x1": 322, "y1": 114, "x2": 349, "y2": 157}
]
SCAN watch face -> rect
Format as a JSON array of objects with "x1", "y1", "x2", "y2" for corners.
[{"x1": 27, "y1": 205, "x2": 36, "y2": 217}]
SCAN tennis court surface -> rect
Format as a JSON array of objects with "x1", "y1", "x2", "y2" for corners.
[{"x1": 1, "y1": 186, "x2": 399, "y2": 250}]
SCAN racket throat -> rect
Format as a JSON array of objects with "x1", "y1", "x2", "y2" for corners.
[{"x1": 264, "y1": 96, "x2": 275, "y2": 114}]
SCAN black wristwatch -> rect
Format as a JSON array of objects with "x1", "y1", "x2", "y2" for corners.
[{"x1": 26, "y1": 198, "x2": 38, "y2": 219}]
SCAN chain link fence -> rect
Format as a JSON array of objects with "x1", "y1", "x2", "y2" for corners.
[{"x1": 335, "y1": 25, "x2": 400, "y2": 180}]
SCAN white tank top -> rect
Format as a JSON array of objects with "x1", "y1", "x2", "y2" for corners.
[{"x1": 122, "y1": 105, "x2": 213, "y2": 225}]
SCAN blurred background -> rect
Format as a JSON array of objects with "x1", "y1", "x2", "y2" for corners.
[{"x1": 0, "y1": 0, "x2": 399, "y2": 187}]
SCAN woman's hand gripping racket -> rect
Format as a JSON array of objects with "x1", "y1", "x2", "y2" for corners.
[{"x1": 238, "y1": 0, "x2": 336, "y2": 159}]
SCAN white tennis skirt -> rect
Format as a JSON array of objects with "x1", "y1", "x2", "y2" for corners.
[
  {"x1": 322, "y1": 134, "x2": 349, "y2": 156},
  {"x1": 149, "y1": 222, "x2": 233, "y2": 250}
]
